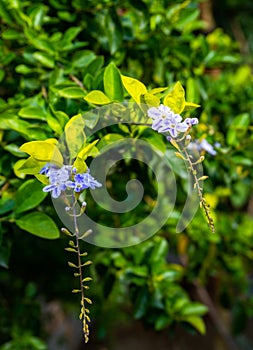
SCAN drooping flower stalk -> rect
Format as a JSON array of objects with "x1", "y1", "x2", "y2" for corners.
[
  {"x1": 41, "y1": 164, "x2": 101, "y2": 342},
  {"x1": 147, "y1": 104, "x2": 215, "y2": 233},
  {"x1": 181, "y1": 144, "x2": 215, "y2": 233},
  {"x1": 66, "y1": 195, "x2": 92, "y2": 343}
]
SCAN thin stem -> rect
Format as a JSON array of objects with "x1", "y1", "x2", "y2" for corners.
[
  {"x1": 71, "y1": 194, "x2": 89, "y2": 343},
  {"x1": 132, "y1": 122, "x2": 152, "y2": 126},
  {"x1": 180, "y1": 144, "x2": 215, "y2": 233}
]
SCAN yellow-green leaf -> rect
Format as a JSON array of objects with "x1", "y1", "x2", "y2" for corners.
[
  {"x1": 16, "y1": 157, "x2": 46, "y2": 175},
  {"x1": 73, "y1": 157, "x2": 87, "y2": 173},
  {"x1": 184, "y1": 101, "x2": 201, "y2": 111},
  {"x1": 142, "y1": 93, "x2": 160, "y2": 107},
  {"x1": 20, "y1": 140, "x2": 63, "y2": 163},
  {"x1": 84, "y1": 90, "x2": 111, "y2": 105},
  {"x1": 77, "y1": 140, "x2": 99, "y2": 160},
  {"x1": 121, "y1": 75, "x2": 147, "y2": 103},
  {"x1": 64, "y1": 114, "x2": 86, "y2": 160},
  {"x1": 149, "y1": 87, "x2": 168, "y2": 95},
  {"x1": 182, "y1": 316, "x2": 206, "y2": 335},
  {"x1": 163, "y1": 81, "x2": 185, "y2": 114},
  {"x1": 34, "y1": 174, "x2": 48, "y2": 184},
  {"x1": 13, "y1": 159, "x2": 27, "y2": 179}
]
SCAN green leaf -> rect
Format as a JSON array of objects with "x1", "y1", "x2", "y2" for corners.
[
  {"x1": 61, "y1": 26, "x2": 82, "y2": 50},
  {"x1": 180, "y1": 302, "x2": 208, "y2": 317},
  {"x1": 58, "y1": 87, "x2": 85, "y2": 99},
  {"x1": 105, "y1": 8, "x2": 123, "y2": 55},
  {"x1": 49, "y1": 105, "x2": 69, "y2": 128},
  {"x1": 134, "y1": 287, "x2": 149, "y2": 319},
  {"x1": 15, "y1": 64, "x2": 34, "y2": 74},
  {"x1": 0, "y1": 70, "x2": 5, "y2": 83},
  {"x1": 164, "y1": 81, "x2": 185, "y2": 114},
  {"x1": 46, "y1": 111, "x2": 63, "y2": 135},
  {"x1": 84, "y1": 56, "x2": 104, "y2": 77},
  {"x1": 97, "y1": 133, "x2": 124, "y2": 150},
  {"x1": 186, "y1": 77, "x2": 200, "y2": 103},
  {"x1": 30, "y1": 4, "x2": 46, "y2": 30},
  {"x1": 231, "y1": 155, "x2": 252, "y2": 166},
  {"x1": 25, "y1": 28, "x2": 55, "y2": 54},
  {"x1": 103, "y1": 62, "x2": 124, "y2": 101},
  {"x1": 83, "y1": 73, "x2": 94, "y2": 91},
  {"x1": 84, "y1": 90, "x2": 111, "y2": 105},
  {"x1": 15, "y1": 179, "x2": 47, "y2": 214},
  {"x1": 72, "y1": 50, "x2": 96, "y2": 68},
  {"x1": 33, "y1": 52, "x2": 55, "y2": 68},
  {"x1": 19, "y1": 106, "x2": 46, "y2": 121},
  {"x1": 182, "y1": 316, "x2": 206, "y2": 334},
  {"x1": 125, "y1": 266, "x2": 148, "y2": 278},
  {"x1": 155, "y1": 269, "x2": 181, "y2": 282},
  {"x1": 0, "y1": 114, "x2": 49, "y2": 140},
  {"x1": 4, "y1": 144, "x2": 27, "y2": 158},
  {"x1": 227, "y1": 113, "x2": 250, "y2": 146},
  {"x1": 155, "y1": 315, "x2": 171, "y2": 331},
  {"x1": 16, "y1": 212, "x2": 59, "y2": 239},
  {"x1": 0, "y1": 196, "x2": 15, "y2": 215},
  {"x1": 121, "y1": 75, "x2": 147, "y2": 103},
  {"x1": 2, "y1": 29, "x2": 21, "y2": 40},
  {"x1": 230, "y1": 113, "x2": 250, "y2": 128},
  {"x1": 141, "y1": 128, "x2": 166, "y2": 154},
  {"x1": 151, "y1": 238, "x2": 169, "y2": 263}
]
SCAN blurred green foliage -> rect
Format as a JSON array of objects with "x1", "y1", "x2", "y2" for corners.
[{"x1": 0, "y1": 0, "x2": 253, "y2": 348}]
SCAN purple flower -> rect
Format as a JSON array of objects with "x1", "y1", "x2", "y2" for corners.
[
  {"x1": 187, "y1": 139, "x2": 217, "y2": 156},
  {"x1": 158, "y1": 114, "x2": 188, "y2": 138},
  {"x1": 42, "y1": 165, "x2": 71, "y2": 198},
  {"x1": 199, "y1": 139, "x2": 217, "y2": 156},
  {"x1": 39, "y1": 163, "x2": 59, "y2": 176},
  {"x1": 67, "y1": 170, "x2": 102, "y2": 192},
  {"x1": 147, "y1": 104, "x2": 198, "y2": 139},
  {"x1": 185, "y1": 117, "x2": 199, "y2": 126},
  {"x1": 41, "y1": 164, "x2": 102, "y2": 198},
  {"x1": 148, "y1": 104, "x2": 173, "y2": 131}
]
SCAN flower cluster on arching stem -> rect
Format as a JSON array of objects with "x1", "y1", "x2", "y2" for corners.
[
  {"x1": 40, "y1": 163, "x2": 102, "y2": 343},
  {"x1": 40, "y1": 164, "x2": 102, "y2": 198},
  {"x1": 147, "y1": 104, "x2": 215, "y2": 233},
  {"x1": 148, "y1": 104, "x2": 198, "y2": 141}
]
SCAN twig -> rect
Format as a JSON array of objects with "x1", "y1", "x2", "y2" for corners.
[{"x1": 193, "y1": 280, "x2": 240, "y2": 350}]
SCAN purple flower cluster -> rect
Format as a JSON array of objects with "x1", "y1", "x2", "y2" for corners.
[
  {"x1": 187, "y1": 139, "x2": 218, "y2": 156},
  {"x1": 67, "y1": 170, "x2": 102, "y2": 192},
  {"x1": 40, "y1": 164, "x2": 102, "y2": 198},
  {"x1": 147, "y1": 104, "x2": 198, "y2": 140}
]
